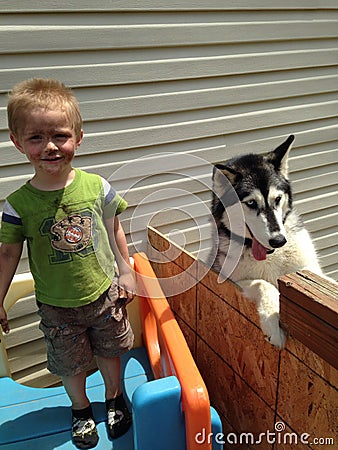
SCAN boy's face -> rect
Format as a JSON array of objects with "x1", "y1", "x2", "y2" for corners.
[{"x1": 10, "y1": 108, "x2": 83, "y2": 177}]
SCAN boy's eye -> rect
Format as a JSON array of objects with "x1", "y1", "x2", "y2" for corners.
[
  {"x1": 29, "y1": 135, "x2": 42, "y2": 141},
  {"x1": 55, "y1": 134, "x2": 69, "y2": 141}
]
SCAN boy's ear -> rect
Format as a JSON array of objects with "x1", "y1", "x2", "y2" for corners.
[
  {"x1": 10, "y1": 133, "x2": 25, "y2": 154},
  {"x1": 76, "y1": 129, "x2": 84, "y2": 147}
]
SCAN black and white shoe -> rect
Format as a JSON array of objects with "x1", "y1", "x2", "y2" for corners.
[
  {"x1": 72, "y1": 416, "x2": 99, "y2": 449},
  {"x1": 106, "y1": 394, "x2": 132, "y2": 439}
]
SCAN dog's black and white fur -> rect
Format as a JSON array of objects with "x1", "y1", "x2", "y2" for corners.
[{"x1": 210, "y1": 135, "x2": 324, "y2": 348}]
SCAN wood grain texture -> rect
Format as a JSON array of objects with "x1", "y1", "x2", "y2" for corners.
[
  {"x1": 279, "y1": 271, "x2": 338, "y2": 370},
  {"x1": 149, "y1": 228, "x2": 338, "y2": 448}
]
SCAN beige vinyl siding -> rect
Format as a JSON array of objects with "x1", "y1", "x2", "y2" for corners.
[{"x1": 0, "y1": 2, "x2": 337, "y2": 386}]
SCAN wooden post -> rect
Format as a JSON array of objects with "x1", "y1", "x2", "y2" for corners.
[{"x1": 279, "y1": 270, "x2": 338, "y2": 370}]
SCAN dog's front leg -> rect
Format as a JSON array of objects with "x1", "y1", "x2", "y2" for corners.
[{"x1": 236, "y1": 279, "x2": 286, "y2": 349}]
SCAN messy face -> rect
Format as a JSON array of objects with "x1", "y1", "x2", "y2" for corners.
[{"x1": 10, "y1": 108, "x2": 83, "y2": 177}]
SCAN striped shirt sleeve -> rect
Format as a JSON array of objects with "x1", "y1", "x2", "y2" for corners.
[
  {"x1": 0, "y1": 201, "x2": 25, "y2": 243},
  {"x1": 100, "y1": 177, "x2": 128, "y2": 218}
]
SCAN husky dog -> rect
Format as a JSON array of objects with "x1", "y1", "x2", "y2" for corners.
[{"x1": 210, "y1": 135, "x2": 323, "y2": 349}]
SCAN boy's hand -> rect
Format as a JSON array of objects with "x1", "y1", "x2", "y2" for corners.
[
  {"x1": 0, "y1": 306, "x2": 10, "y2": 334},
  {"x1": 118, "y1": 272, "x2": 136, "y2": 305}
]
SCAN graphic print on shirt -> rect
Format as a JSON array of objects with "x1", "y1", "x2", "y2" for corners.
[
  {"x1": 51, "y1": 214, "x2": 92, "y2": 252},
  {"x1": 40, "y1": 210, "x2": 96, "y2": 264}
]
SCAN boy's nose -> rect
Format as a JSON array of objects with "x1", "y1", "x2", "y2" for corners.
[{"x1": 46, "y1": 140, "x2": 58, "y2": 150}]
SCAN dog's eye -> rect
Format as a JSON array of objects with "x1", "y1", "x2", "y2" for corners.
[
  {"x1": 245, "y1": 200, "x2": 258, "y2": 209},
  {"x1": 275, "y1": 196, "x2": 282, "y2": 206}
]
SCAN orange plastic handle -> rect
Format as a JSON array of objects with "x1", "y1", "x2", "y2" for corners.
[{"x1": 133, "y1": 252, "x2": 212, "y2": 450}]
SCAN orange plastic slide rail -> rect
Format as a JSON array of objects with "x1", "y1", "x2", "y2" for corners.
[{"x1": 133, "y1": 252, "x2": 212, "y2": 450}]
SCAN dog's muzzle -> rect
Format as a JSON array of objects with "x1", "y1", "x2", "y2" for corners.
[{"x1": 269, "y1": 235, "x2": 287, "y2": 249}]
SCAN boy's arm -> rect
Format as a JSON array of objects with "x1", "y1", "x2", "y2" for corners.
[
  {"x1": 104, "y1": 216, "x2": 135, "y2": 303},
  {"x1": 0, "y1": 242, "x2": 23, "y2": 334}
]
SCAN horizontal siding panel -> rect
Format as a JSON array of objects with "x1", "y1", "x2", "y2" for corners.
[
  {"x1": 3, "y1": 71, "x2": 334, "y2": 126},
  {"x1": 319, "y1": 249, "x2": 338, "y2": 268},
  {"x1": 2, "y1": 48, "x2": 338, "y2": 92},
  {"x1": 293, "y1": 175, "x2": 337, "y2": 201},
  {"x1": 307, "y1": 213, "x2": 338, "y2": 234},
  {"x1": 2, "y1": 12, "x2": 338, "y2": 26},
  {"x1": 1, "y1": 123, "x2": 336, "y2": 176},
  {"x1": 2, "y1": 21, "x2": 338, "y2": 53},
  {"x1": 122, "y1": 194, "x2": 211, "y2": 233},
  {"x1": 290, "y1": 149, "x2": 338, "y2": 173},
  {"x1": 0, "y1": 76, "x2": 338, "y2": 143},
  {"x1": 106, "y1": 151, "x2": 211, "y2": 183},
  {"x1": 2, "y1": 99, "x2": 337, "y2": 158},
  {"x1": 159, "y1": 222, "x2": 212, "y2": 246},
  {"x1": 68, "y1": 73, "x2": 338, "y2": 120},
  {"x1": 295, "y1": 190, "x2": 337, "y2": 215},
  {"x1": 325, "y1": 268, "x2": 338, "y2": 280},
  {"x1": 163, "y1": 216, "x2": 211, "y2": 235},
  {"x1": 303, "y1": 208, "x2": 338, "y2": 234},
  {"x1": 1, "y1": 0, "x2": 338, "y2": 12},
  {"x1": 313, "y1": 229, "x2": 337, "y2": 251},
  {"x1": 292, "y1": 170, "x2": 337, "y2": 193},
  {"x1": 122, "y1": 177, "x2": 211, "y2": 208},
  {"x1": 54, "y1": 101, "x2": 338, "y2": 150}
]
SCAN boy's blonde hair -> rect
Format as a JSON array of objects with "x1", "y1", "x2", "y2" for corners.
[{"x1": 7, "y1": 78, "x2": 83, "y2": 139}]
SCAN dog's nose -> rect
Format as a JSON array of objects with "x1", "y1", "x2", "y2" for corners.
[{"x1": 269, "y1": 235, "x2": 287, "y2": 248}]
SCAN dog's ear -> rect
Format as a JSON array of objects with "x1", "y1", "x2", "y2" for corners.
[
  {"x1": 267, "y1": 135, "x2": 295, "y2": 177},
  {"x1": 212, "y1": 164, "x2": 241, "y2": 211},
  {"x1": 213, "y1": 163, "x2": 239, "y2": 185}
]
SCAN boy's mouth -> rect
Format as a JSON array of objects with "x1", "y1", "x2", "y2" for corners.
[{"x1": 41, "y1": 156, "x2": 64, "y2": 162}]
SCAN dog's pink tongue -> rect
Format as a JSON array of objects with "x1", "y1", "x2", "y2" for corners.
[{"x1": 252, "y1": 236, "x2": 267, "y2": 261}]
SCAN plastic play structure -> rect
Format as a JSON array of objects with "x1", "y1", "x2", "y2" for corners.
[{"x1": 0, "y1": 253, "x2": 222, "y2": 449}]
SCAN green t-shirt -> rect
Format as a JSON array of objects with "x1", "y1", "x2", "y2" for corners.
[{"x1": 0, "y1": 168, "x2": 127, "y2": 307}]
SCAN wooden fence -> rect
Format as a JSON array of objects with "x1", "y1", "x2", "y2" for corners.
[{"x1": 148, "y1": 226, "x2": 337, "y2": 450}]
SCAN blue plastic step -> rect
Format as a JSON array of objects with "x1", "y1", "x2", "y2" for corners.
[{"x1": 0, "y1": 347, "x2": 152, "y2": 449}]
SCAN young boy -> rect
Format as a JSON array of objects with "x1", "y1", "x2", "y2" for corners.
[{"x1": 0, "y1": 78, "x2": 135, "y2": 449}]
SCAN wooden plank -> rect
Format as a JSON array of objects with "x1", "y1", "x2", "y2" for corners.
[
  {"x1": 280, "y1": 271, "x2": 338, "y2": 321},
  {"x1": 278, "y1": 349, "x2": 338, "y2": 443},
  {"x1": 279, "y1": 271, "x2": 338, "y2": 370}
]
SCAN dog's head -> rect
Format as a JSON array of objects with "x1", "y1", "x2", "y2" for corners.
[{"x1": 212, "y1": 135, "x2": 295, "y2": 260}]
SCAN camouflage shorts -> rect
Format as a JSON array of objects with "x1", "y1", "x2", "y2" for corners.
[{"x1": 38, "y1": 283, "x2": 134, "y2": 377}]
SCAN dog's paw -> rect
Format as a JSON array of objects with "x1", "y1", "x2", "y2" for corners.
[
  {"x1": 236, "y1": 279, "x2": 287, "y2": 349},
  {"x1": 260, "y1": 309, "x2": 286, "y2": 349},
  {"x1": 265, "y1": 326, "x2": 286, "y2": 349}
]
